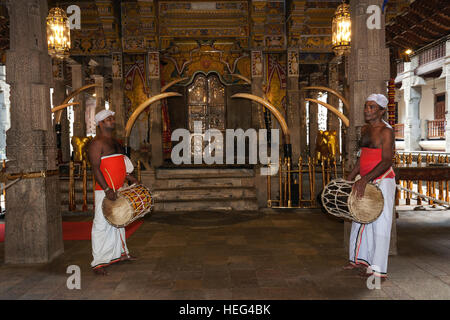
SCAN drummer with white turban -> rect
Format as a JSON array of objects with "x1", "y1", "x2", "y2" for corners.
[
  {"x1": 344, "y1": 93, "x2": 396, "y2": 280},
  {"x1": 88, "y1": 109, "x2": 138, "y2": 275}
]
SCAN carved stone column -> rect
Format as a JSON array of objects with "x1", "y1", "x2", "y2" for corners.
[
  {"x1": 71, "y1": 63, "x2": 86, "y2": 137},
  {"x1": 111, "y1": 52, "x2": 125, "y2": 139},
  {"x1": 148, "y1": 51, "x2": 163, "y2": 167},
  {"x1": 5, "y1": 0, "x2": 63, "y2": 263},
  {"x1": 401, "y1": 58, "x2": 424, "y2": 152}
]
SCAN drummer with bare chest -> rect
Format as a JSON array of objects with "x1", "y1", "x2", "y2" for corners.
[
  {"x1": 88, "y1": 110, "x2": 138, "y2": 276},
  {"x1": 343, "y1": 94, "x2": 396, "y2": 280}
]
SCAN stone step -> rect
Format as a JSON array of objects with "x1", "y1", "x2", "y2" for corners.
[
  {"x1": 156, "y1": 168, "x2": 255, "y2": 179},
  {"x1": 153, "y1": 198, "x2": 259, "y2": 212},
  {"x1": 152, "y1": 187, "x2": 256, "y2": 202},
  {"x1": 152, "y1": 176, "x2": 255, "y2": 189}
]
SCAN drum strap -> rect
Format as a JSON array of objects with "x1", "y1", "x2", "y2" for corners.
[{"x1": 373, "y1": 167, "x2": 394, "y2": 184}]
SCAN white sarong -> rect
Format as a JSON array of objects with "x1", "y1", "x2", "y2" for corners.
[
  {"x1": 91, "y1": 191, "x2": 130, "y2": 269},
  {"x1": 348, "y1": 177, "x2": 396, "y2": 277}
]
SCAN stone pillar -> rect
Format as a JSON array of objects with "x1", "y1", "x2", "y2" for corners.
[
  {"x1": 443, "y1": 40, "x2": 450, "y2": 152},
  {"x1": 347, "y1": 0, "x2": 390, "y2": 165},
  {"x1": 111, "y1": 52, "x2": 125, "y2": 139},
  {"x1": 345, "y1": 0, "x2": 395, "y2": 255},
  {"x1": 327, "y1": 60, "x2": 341, "y2": 158},
  {"x1": 71, "y1": 63, "x2": 86, "y2": 137},
  {"x1": 287, "y1": 50, "x2": 301, "y2": 162},
  {"x1": 93, "y1": 74, "x2": 105, "y2": 113},
  {"x1": 52, "y1": 59, "x2": 70, "y2": 163},
  {"x1": 401, "y1": 57, "x2": 424, "y2": 152},
  {"x1": 5, "y1": 0, "x2": 63, "y2": 263},
  {"x1": 148, "y1": 52, "x2": 163, "y2": 167}
]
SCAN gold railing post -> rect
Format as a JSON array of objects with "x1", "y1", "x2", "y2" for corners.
[
  {"x1": 308, "y1": 157, "x2": 314, "y2": 207},
  {"x1": 69, "y1": 161, "x2": 75, "y2": 211},
  {"x1": 279, "y1": 157, "x2": 283, "y2": 207},
  {"x1": 287, "y1": 157, "x2": 291, "y2": 207},
  {"x1": 299, "y1": 157, "x2": 303, "y2": 207},
  {"x1": 333, "y1": 157, "x2": 338, "y2": 179},
  {"x1": 82, "y1": 160, "x2": 87, "y2": 211},
  {"x1": 267, "y1": 160, "x2": 272, "y2": 207},
  {"x1": 283, "y1": 157, "x2": 288, "y2": 206},
  {"x1": 321, "y1": 159, "x2": 326, "y2": 190}
]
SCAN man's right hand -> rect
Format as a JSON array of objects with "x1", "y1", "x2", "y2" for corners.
[{"x1": 105, "y1": 189, "x2": 117, "y2": 201}]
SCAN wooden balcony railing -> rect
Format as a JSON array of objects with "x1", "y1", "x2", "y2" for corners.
[
  {"x1": 427, "y1": 119, "x2": 446, "y2": 139},
  {"x1": 418, "y1": 41, "x2": 446, "y2": 66},
  {"x1": 394, "y1": 123, "x2": 404, "y2": 140}
]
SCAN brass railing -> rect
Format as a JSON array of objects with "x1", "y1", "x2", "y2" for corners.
[
  {"x1": 394, "y1": 153, "x2": 449, "y2": 206},
  {"x1": 267, "y1": 153, "x2": 449, "y2": 209},
  {"x1": 267, "y1": 157, "x2": 345, "y2": 208}
]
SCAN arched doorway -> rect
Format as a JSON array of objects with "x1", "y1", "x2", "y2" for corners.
[
  {"x1": 187, "y1": 73, "x2": 226, "y2": 161},
  {"x1": 187, "y1": 73, "x2": 226, "y2": 133}
]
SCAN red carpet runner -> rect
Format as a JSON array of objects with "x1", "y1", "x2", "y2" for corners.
[{"x1": 0, "y1": 220, "x2": 143, "y2": 242}]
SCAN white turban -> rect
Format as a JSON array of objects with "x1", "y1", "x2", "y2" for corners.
[
  {"x1": 94, "y1": 110, "x2": 115, "y2": 126},
  {"x1": 366, "y1": 94, "x2": 388, "y2": 108}
]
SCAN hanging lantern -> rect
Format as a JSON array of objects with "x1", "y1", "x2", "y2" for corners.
[
  {"x1": 332, "y1": 2, "x2": 351, "y2": 56},
  {"x1": 46, "y1": 7, "x2": 71, "y2": 59}
]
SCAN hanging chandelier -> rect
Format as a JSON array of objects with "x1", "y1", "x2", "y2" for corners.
[
  {"x1": 46, "y1": 7, "x2": 71, "y2": 59},
  {"x1": 332, "y1": 2, "x2": 351, "y2": 56}
]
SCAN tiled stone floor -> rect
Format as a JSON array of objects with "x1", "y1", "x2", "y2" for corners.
[{"x1": 0, "y1": 207, "x2": 449, "y2": 300}]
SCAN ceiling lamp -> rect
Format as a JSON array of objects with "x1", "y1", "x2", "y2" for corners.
[
  {"x1": 46, "y1": 7, "x2": 71, "y2": 59},
  {"x1": 332, "y1": 2, "x2": 351, "y2": 56}
]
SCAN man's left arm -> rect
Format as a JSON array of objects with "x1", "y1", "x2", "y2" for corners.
[{"x1": 353, "y1": 128, "x2": 394, "y2": 198}]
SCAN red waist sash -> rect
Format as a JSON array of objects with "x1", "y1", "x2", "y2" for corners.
[
  {"x1": 94, "y1": 154, "x2": 126, "y2": 191},
  {"x1": 360, "y1": 147, "x2": 395, "y2": 181}
]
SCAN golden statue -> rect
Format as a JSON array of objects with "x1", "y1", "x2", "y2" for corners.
[
  {"x1": 71, "y1": 136, "x2": 93, "y2": 163},
  {"x1": 315, "y1": 130, "x2": 338, "y2": 164}
]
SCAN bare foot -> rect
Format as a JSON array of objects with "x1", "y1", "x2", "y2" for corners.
[
  {"x1": 120, "y1": 254, "x2": 138, "y2": 262},
  {"x1": 93, "y1": 267, "x2": 108, "y2": 276},
  {"x1": 342, "y1": 263, "x2": 361, "y2": 270},
  {"x1": 359, "y1": 267, "x2": 373, "y2": 277}
]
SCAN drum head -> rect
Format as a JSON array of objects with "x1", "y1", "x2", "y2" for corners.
[
  {"x1": 348, "y1": 183, "x2": 384, "y2": 224},
  {"x1": 102, "y1": 196, "x2": 134, "y2": 227}
]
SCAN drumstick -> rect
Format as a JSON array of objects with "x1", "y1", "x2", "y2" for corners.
[{"x1": 104, "y1": 168, "x2": 116, "y2": 192}]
